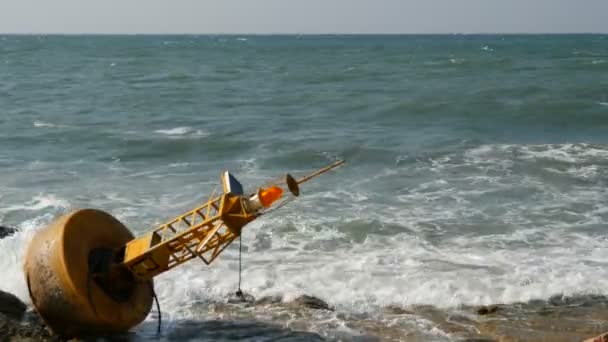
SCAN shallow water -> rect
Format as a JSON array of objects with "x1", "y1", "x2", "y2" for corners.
[{"x1": 1, "y1": 34, "x2": 608, "y2": 340}]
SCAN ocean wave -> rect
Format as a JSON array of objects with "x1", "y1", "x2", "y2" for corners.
[
  {"x1": 518, "y1": 143, "x2": 608, "y2": 163},
  {"x1": 449, "y1": 58, "x2": 466, "y2": 64},
  {"x1": 146, "y1": 224, "x2": 608, "y2": 316},
  {"x1": 1, "y1": 151, "x2": 607, "y2": 328},
  {"x1": 0, "y1": 194, "x2": 70, "y2": 213},
  {"x1": 33, "y1": 120, "x2": 63, "y2": 128},
  {"x1": 544, "y1": 165, "x2": 600, "y2": 180},
  {"x1": 0, "y1": 214, "x2": 56, "y2": 302},
  {"x1": 154, "y1": 127, "x2": 210, "y2": 138},
  {"x1": 463, "y1": 143, "x2": 608, "y2": 165}
]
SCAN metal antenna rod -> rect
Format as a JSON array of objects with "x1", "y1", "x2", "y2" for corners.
[{"x1": 296, "y1": 160, "x2": 345, "y2": 185}]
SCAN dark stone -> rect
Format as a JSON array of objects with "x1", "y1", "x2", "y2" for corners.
[
  {"x1": 0, "y1": 226, "x2": 17, "y2": 239},
  {"x1": 291, "y1": 295, "x2": 333, "y2": 311},
  {"x1": 477, "y1": 305, "x2": 499, "y2": 315},
  {"x1": 166, "y1": 319, "x2": 325, "y2": 341},
  {"x1": 0, "y1": 290, "x2": 27, "y2": 320},
  {"x1": 383, "y1": 305, "x2": 414, "y2": 315},
  {"x1": 0, "y1": 312, "x2": 59, "y2": 341},
  {"x1": 254, "y1": 295, "x2": 283, "y2": 306},
  {"x1": 227, "y1": 290, "x2": 255, "y2": 304}
]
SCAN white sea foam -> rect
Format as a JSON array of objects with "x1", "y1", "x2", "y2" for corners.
[
  {"x1": 465, "y1": 143, "x2": 608, "y2": 164},
  {"x1": 2, "y1": 142, "x2": 607, "y2": 325},
  {"x1": 148, "y1": 220, "x2": 608, "y2": 316},
  {"x1": 169, "y1": 162, "x2": 190, "y2": 168},
  {"x1": 0, "y1": 214, "x2": 55, "y2": 302},
  {"x1": 154, "y1": 126, "x2": 210, "y2": 138},
  {"x1": 33, "y1": 120, "x2": 59, "y2": 128},
  {"x1": 0, "y1": 194, "x2": 70, "y2": 213},
  {"x1": 449, "y1": 58, "x2": 466, "y2": 64},
  {"x1": 545, "y1": 165, "x2": 599, "y2": 180},
  {"x1": 155, "y1": 126, "x2": 194, "y2": 135}
]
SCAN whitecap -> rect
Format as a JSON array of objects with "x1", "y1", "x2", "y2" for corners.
[
  {"x1": 169, "y1": 162, "x2": 190, "y2": 168},
  {"x1": 154, "y1": 127, "x2": 210, "y2": 138},
  {"x1": 518, "y1": 143, "x2": 608, "y2": 163},
  {"x1": 0, "y1": 213, "x2": 56, "y2": 302},
  {"x1": 155, "y1": 127, "x2": 192, "y2": 135},
  {"x1": 33, "y1": 120, "x2": 58, "y2": 128},
  {"x1": 0, "y1": 194, "x2": 71, "y2": 213},
  {"x1": 449, "y1": 58, "x2": 466, "y2": 64}
]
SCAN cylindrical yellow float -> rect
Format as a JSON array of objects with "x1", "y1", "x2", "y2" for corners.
[{"x1": 24, "y1": 209, "x2": 153, "y2": 337}]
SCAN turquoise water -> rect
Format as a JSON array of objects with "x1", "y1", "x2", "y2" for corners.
[{"x1": 1, "y1": 35, "x2": 608, "y2": 340}]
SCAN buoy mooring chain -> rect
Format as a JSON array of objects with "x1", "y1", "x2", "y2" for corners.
[{"x1": 24, "y1": 160, "x2": 344, "y2": 338}]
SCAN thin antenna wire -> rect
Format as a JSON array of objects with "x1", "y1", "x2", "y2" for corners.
[
  {"x1": 235, "y1": 234, "x2": 243, "y2": 298},
  {"x1": 296, "y1": 160, "x2": 344, "y2": 185}
]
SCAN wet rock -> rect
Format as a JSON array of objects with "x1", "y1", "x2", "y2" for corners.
[
  {"x1": 0, "y1": 312, "x2": 59, "y2": 341},
  {"x1": 0, "y1": 226, "x2": 17, "y2": 239},
  {"x1": 0, "y1": 290, "x2": 27, "y2": 320},
  {"x1": 254, "y1": 295, "x2": 283, "y2": 306},
  {"x1": 0, "y1": 311, "x2": 58, "y2": 341},
  {"x1": 0, "y1": 290, "x2": 61, "y2": 341},
  {"x1": 383, "y1": 305, "x2": 414, "y2": 315},
  {"x1": 166, "y1": 319, "x2": 325, "y2": 341},
  {"x1": 227, "y1": 290, "x2": 255, "y2": 304},
  {"x1": 477, "y1": 305, "x2": 500, "y2": 315},
  {"x1": 290, "y1": 295, "x2": 333, "y2": 311}
]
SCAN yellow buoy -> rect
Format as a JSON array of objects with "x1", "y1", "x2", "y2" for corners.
[
  {"x1": 23, "y1": 161, "x2": 344, "y2": 338},
  {"x1": 24, "y1": 209, "x2": 153, "y2": 337}
]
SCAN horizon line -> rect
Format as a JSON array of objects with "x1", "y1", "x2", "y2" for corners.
[{"x1": 1, "y1": 32, "x2": 607, "y2": 36}]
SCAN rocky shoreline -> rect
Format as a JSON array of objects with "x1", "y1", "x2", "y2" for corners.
[
  {"x1": 2, "y1": 288, "x2": 608, "y2": 341},
  {"x1": 0, "y1": 290, "x2": 59, "y2": 342},
  {"x1": 0, "y1": 226, "x2": 17, "y2": 239}
]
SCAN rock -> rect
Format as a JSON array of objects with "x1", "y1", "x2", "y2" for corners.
[
  {"x1": 0, "y1": 290, "x2": 61, "y2": 341},
  {"x1": 254, "y1": 295, "x2": 283, "y2": 306},
  {"x1": 290, "y1": 295, "x2": 333, "y2": 311},
  {"x1": 0, "y1": 311, "x2": 59, "y2": 341},
  {"x1": 0, "y1": 290, "x2": 27, "y2": 320},
  {"x1": 227, "y1": 290, "x2": 255, "y2": 304},
  {"x1": 0, "y1": 226, "x2": 17, "y2": 239},
  {"x1": 477, "y1": 305, "x2": 500, "y2": 315},
  {"x1": 383, "y1": 305, "x2": 414, "y2": 315}
]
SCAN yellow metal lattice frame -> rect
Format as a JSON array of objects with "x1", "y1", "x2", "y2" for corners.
[
  {"x1": 122, "y1": 193, "x2": 256, "y2": 280},
  {"x1": 120, "y1": 160, "x2": 344, "y2": 281}
]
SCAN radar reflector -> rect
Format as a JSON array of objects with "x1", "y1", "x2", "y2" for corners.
[{"x1": 221, "y1": 171, "x2": 244, "y2": 195}]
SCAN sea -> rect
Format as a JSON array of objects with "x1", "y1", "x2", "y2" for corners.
[{"x1": 0, "y1": 35, "x2": 607, "y2": 341}]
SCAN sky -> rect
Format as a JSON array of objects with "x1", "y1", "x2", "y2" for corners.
[{"x1": 1, "y1": 0, "x2": 607, "y2": 34}]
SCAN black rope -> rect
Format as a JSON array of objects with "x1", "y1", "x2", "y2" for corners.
[
  {"x1": 151, "y1": 284, "x2": 162, "y2": 335},
  {"x1": 235, "y1": 234, "x2": 243, "y2": 298}
]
